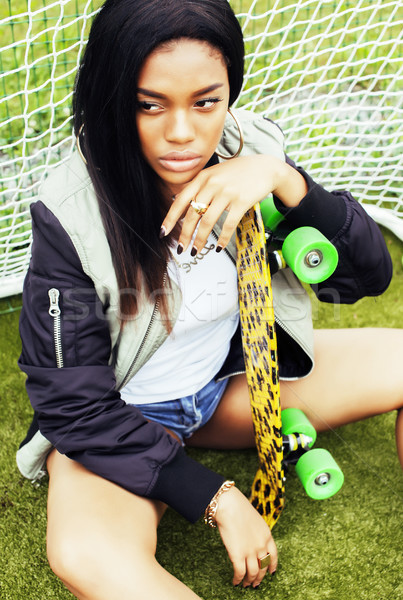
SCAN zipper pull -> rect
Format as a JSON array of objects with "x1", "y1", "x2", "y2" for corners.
[{"x1": 48, "y1": 288, "x2": 61, "y2": 316}]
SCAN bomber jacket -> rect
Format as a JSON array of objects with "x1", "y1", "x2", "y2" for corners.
[{"x1": 17, "y1": 110, "x2": 392, "y2": 523}]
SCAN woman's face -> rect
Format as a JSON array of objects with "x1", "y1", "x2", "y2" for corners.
[{"x1": 136, "y1": 39, "x2": 230, "y2": 196}]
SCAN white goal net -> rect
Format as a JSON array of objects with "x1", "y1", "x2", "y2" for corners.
[{"x1": 1, "y1": 0, "x2": 402, "y2": 298}]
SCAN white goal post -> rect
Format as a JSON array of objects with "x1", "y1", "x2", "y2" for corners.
[{"x1": 1, "y1": 0, "x2": 402, "y2": 298}]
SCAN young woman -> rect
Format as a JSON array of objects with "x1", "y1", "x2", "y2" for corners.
[{"x1": 17, "y1": 0, "x2": 403, "y2": 598}]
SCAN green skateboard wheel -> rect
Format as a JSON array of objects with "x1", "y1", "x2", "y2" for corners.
[
  {"x1": 295, "y1": 448, "x2": 344, "y2": 499},
  {"x1": 282, "y1": 226, "x2": 338, "y2": 284},
  {"x1": 282, "y1": 408, "x2": 317, "y2": 446},
  {"x1": 260, "y1": 196, "x2": 285, "y2": 231}
]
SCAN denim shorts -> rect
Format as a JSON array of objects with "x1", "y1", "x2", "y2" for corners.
[{"x1": 132, "y1": 377, "x2": 229, "y2": 443}]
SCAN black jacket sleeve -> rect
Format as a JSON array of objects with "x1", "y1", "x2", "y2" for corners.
[
  {"x1": 19, "y1": 201, "x2": 224, "y2": 522},
  {"x1": 273, "y1": 157, "x2": 392, "y2": 303}
]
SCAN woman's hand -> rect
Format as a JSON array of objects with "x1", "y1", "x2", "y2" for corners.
[
  {"x1": 160, "y1": 154, "x2": 307, "y2": 253},
  {"x1": 214, "y1": 485, "x2": 278, "y2": 588}
]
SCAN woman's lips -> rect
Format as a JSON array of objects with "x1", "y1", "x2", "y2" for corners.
[{"x1": 159, "y1": 151, "x2": 202, "y2": 173}]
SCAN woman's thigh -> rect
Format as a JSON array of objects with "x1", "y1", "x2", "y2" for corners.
[
  {"x1": 187, "y1": 328, "x2": 403, "y2": 448},
  {"x1": 46, "y1": 450, "x2": 201, "y2": 600},
  {"x1": 280, "y1": 327, "x2": 403, "y2": 431}
]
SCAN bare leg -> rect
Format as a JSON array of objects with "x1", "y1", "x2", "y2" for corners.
[
  {"x1": 280, "y1": 329, "x2": 403, "y2": 435},
  {"x1": 188, "y1": 328, "x2": 403, "y2": 467},
  {"x1": 46, "y1": 450, "x2": 202, "y2": 600}
]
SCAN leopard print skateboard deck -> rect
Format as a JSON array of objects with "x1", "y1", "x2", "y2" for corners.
[{"x1": 236, "y1": 204, "x2": 285, "y2": 528}]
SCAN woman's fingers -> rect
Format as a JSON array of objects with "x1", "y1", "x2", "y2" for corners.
[
  {"x1": 175, "y1": 190, "x2": 230, "y2": 253},
  {"x1": 242, "y1": 555, "x2": 262, "y2": 588},
  {"x1": 231, "y1": 558, "x2": 247, "y2": 587},
  {"x1": 182, "y1": 205, "x2": 226, "y2": 254},
  {"x1": 239, "y1": 528, "x2": 278, "y2": 588},
  {"x1": 175, "y1": 204, "x2": 203, "y2": 254},
  {"x1": 178, "y1": 187, "x2": 246, "y2": 254},
  {"x1": 209, "y1": 208, "x2": 244, "y2": 250},
  {"x1": 267, "y1": 535, "x2": 278, "y2": 574},
  {"x1": 161, "y1": 155, "x2": 279, "y2": 249},
  {"x1": 161, "y1": 175, "x2": 207, "y2": 237},
  {"x1": 231, "y1": 553, "x2": 271, "y2": 589}
]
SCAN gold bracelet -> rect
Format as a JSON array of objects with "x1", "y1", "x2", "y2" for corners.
[{"x1": 204, "y1": 480, "x2": 235, "y2": 528}]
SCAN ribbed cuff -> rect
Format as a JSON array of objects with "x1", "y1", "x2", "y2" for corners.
[
  {"x1": 273, "y1": 165, "x2": 347, "y2": 240},
  {"x1": 150, "y1": 447, "x2": 225, "y2": 523}
]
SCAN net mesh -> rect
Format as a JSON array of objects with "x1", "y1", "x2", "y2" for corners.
[{"x1": 1, "y1": 0, "x2": 402, "y2": 297}]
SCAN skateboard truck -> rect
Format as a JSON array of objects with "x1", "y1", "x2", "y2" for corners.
[
  {"x1": 283, "y1": 432, "x2": 313, "y2": 456},
  {"x1": 281, "y1": 408, "x2": 344, "y2": 499}
]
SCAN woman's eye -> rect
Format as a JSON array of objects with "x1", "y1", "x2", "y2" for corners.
[
  {"x1": 195, "y1": 97, "x2": 222, "y2": 109},
  {"x1": 138, "y1": 101, "x2": 161, "y2": 112}
]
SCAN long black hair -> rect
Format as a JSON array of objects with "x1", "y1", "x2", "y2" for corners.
[{"x1": 73, "y1": 0, "x2": 244, "y2": 325}]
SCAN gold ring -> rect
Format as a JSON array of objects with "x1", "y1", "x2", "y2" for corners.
[
  {"x1": 257, "y1": 552, "x2": 271, "y2": 570},
  {"x1": 190, "y1": 200, "x2": 208, "y2": 216}
]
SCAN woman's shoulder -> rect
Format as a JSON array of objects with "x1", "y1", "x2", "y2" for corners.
[
  {"x1": 37, "y1": 151, "x2": 105, "y2": 245},
  {"x1": 39, "y1": 150, "x2": 93, "y2": 208},
  {"x1": 33, "y1": 152, "x2": 114, "y2": 287}
]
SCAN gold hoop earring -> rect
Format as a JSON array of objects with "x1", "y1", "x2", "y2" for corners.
[
  {"x1": 76, "y1": 123, "x2": 88, "y2": 165},
  {"x1": 215, "y1": 108, "x2": 244, "y2": 160}
]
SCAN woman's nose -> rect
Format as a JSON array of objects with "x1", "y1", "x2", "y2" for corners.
[{"x1": 165, "y1": 110, "x2": 195, "y2": 143}]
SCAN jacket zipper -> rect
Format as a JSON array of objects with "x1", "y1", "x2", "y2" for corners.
[
  {"x1": 28, "y1": 289, "x2": 63, "y2": 488},
  {"x1": 48, "y1": 288, "x2": 64, "y2": 368},
  {"x1": 119, "y1": 272, "x2": 166, "y2": 390}
]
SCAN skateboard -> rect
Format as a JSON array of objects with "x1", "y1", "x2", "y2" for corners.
[
  {"x1": 236, "y1": 203, "x2": 284, "y2": 528},
  {"x1": 236, "y1": 201, "x2": 343, "y2": 529}
]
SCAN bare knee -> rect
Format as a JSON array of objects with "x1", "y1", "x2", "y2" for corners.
[
  {"x1": 45, "y1": 452, "x2": 166, "y2": 599},
  {"x1": 47, "y1": 530, "x2": 90, "y2": 591},
  {"x1": 47, "y1": 529, "x2": 157, "y2": 599}
]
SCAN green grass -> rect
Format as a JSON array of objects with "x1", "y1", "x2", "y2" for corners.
[{"x1": 1, "y1": 227, "x2": 402, "y2": 599}]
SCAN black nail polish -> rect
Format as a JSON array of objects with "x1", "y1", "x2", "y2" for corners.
[
  {"x1": 271, "y1": 570, "x2": 276, "y2": 577},
  {"x1": 177, "y1": 243, "x2": 184, "y2": 255},
  {"x1": 190, "y1": 246, "x2": 197, "y2": 257},
  {"x1": 159, "y1": 226, "x2": 166, "y2": 239},
  {"x1": 216, "y1": 245, "x2": 223, "y2": 253}
]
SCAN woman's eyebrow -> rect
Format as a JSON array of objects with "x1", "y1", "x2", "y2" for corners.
[
  {"x1": 193, "y1": 83, "x2": 224, "y2": 96},
  {"x1": 136, "y1": 83, "x2": 224, "y2": 99}
]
